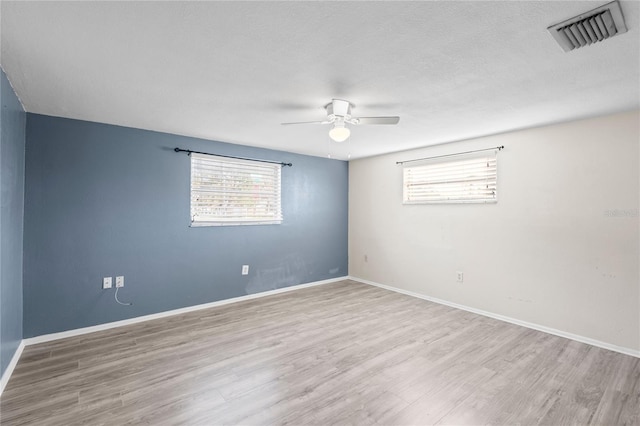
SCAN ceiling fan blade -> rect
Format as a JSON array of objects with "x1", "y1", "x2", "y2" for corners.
[
  {"x1": 281, "y1": 120, "x2": 330, "y2": 126},
  {"x1": 355, "y1": 116, "x2": 400, "y2": 125}
]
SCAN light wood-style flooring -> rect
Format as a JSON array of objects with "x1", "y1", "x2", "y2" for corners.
[{"x1": 1, "y1": 280, "x2": 639, "y2": 425}]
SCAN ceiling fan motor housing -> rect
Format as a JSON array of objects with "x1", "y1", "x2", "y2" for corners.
[{"x1": 326, "y1": 99, "x2": 353, "y2": 120}]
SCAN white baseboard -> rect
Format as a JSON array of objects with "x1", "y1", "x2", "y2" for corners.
[
  {"x1": 348, "y1": 276, "x2": 640, "y2": 359},
  {"x1": 24, "y1": 276, "x2": 347, "y2": 346},
  {"x1": 1, "y1": 340, "x2": 25, "y2": 396}
]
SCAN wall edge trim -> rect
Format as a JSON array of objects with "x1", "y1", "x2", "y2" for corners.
[
  {"x1": 0, "y1": 340, "x2": 25, "y2": 396},
  {"x1": 24, "y1": 276, "x2": 347, "y2": 346},
  {"x1": 349, "y1": 275, "x2": 640, "y2": 359}
]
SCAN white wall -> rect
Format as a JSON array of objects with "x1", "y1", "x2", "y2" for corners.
[{"x1": 349, "y1": 110, "x2": 639, "y2": 352}]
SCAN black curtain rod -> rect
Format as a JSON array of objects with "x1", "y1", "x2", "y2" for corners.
[
  {"x1": 174, "y1": 148, "x2": 292, "y2": 167},
  {"x1": 396, "y1": 145, "x2": 504, "y2": 165}
]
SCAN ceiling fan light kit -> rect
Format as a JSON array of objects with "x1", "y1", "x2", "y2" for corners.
[
  {"x1": 282, "y1": 99, "x2": 400, "y2": 143},
  {"x1": 328, "y1": 123, "x2": 351, "y2": 142}
]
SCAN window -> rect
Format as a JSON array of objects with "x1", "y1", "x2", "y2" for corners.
[
  {"x1": 403, "y1": 151, "x2": 497, "y2": 204},
  {"x1": 190, "y1": 153, "x2": 282, "y2": 226}
]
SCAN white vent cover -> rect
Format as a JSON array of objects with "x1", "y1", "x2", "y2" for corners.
[{"x1": 548, "y1": 1, "x2": 627, "y2": 52}]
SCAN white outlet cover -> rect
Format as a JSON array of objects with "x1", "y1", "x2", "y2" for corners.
[
  {"x1": 115, "y1": 276, "x2": 124, "y2": 288},
  {"x1": 242, "y1": 265, "x2": 249, "y2": 275},
  {"x1": 103, "y1": 277, "x2": 112, "y2": 289}
]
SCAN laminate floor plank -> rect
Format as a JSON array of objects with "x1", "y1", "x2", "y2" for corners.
[{"x1": 1, "y1": 280, "x2": 638, "y2": 425}]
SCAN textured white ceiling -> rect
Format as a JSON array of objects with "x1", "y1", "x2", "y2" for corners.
[{"x1": 1, "y1": 1, "x2": 639, "y2": 160}]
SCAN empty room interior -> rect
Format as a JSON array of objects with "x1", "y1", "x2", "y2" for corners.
[{"x1": 0, "y1": 1, "x2": 639, "y2": 425}]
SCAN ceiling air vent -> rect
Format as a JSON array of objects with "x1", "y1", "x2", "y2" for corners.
[{"x1": 547, "y1": 0, "x2": 627, "y2": 52}]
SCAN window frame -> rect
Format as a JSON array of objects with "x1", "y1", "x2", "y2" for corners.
[
  {"x1": 189, "y1": 153, "x2": 283, "y2": 227},
  {"x1": 402, "y1": 151, "x2": 498, "y2": 204}
]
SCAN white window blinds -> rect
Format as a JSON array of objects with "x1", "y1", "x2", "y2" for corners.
[
  {"x1": 190, "y1": 153, "x2": 282, "y2": 226},
  {"x1": 403, "y1": 151, "x2": 498, "y2": 204}
]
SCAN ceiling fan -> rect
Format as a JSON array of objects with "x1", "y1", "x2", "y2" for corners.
[{"x1": 281, "y1": 99, "x2": 400, "y2": 142}]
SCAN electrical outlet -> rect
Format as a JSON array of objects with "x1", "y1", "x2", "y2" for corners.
[
  {"x1": 103, "y1": 277, "x2": 112, "y2": 289},
  {"x1": 115, "y1": 276, "x2": 124, "y2": 288},
  {"x1": 242, "y1": 265, "x2": 249, "y2": 275},
  {"x1": 456, "y1": 271, "x2": 464, "y2": 283}
]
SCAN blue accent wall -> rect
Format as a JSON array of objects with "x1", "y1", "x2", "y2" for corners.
[
  {"x1": 1, "y1": 70, "x2": 26, "y2": 376},
  {"x1": 23, "y1": 114, "x2": 348, "y2": 337}
]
